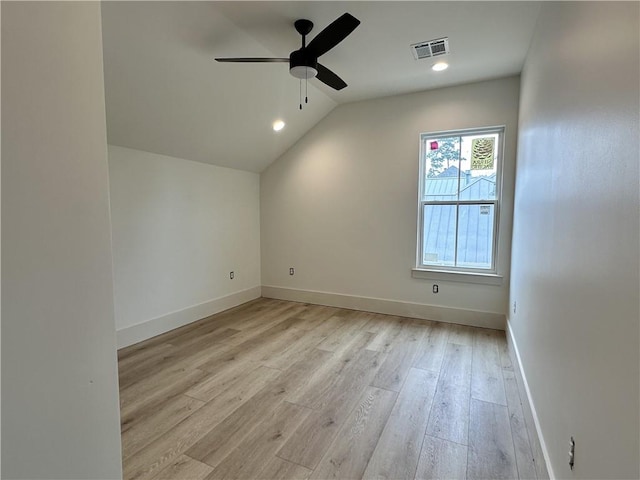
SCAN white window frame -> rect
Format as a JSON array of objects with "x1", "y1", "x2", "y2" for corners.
[{"x1": 414, "y1": 126, "x2": 505, "y2": 279}]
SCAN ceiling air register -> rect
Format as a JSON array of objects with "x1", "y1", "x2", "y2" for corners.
[{"x1": 411, "y1": 37, "x2": 450, "y2": 60}]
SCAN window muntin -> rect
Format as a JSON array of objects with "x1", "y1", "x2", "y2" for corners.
[{"x1": 418, "y1": 127, "x2": 503, "y2": 273}]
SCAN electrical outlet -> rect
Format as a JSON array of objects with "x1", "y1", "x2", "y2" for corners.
[
  {"x1": 513, "y1": 301, "x2": 517, "y2": 314},
  {"x1": 229, "y1": 271, "x2": 234, "y2": 280},
  {"x1": 569, "y1": 437, "x2": 575, "y2": 470},
  {"x1": 432, "y1": 284, "x2": 439, "y2": 294},
  {"x1": 289, "y1": 267, "x2": 295, "y2": 276}
]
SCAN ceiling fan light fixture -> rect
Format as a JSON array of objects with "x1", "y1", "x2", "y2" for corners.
[{"x1": 290, "y1": 65, "x2": 318, "y2": 79}]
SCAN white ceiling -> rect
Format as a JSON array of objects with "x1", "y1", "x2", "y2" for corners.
[{"x1": 101, "y1": 1, "x2": 541, "y2": 173}]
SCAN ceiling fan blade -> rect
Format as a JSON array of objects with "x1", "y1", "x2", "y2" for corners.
[
  {"x1": 316, "y1": 63, "x2": 347, "y2": 90},
  {"x1": 306, "y1": 13, "x2": 360, "y2": 58},
  {"x1": 215, "y1": 57, "x2": 289, "y2": 63}
]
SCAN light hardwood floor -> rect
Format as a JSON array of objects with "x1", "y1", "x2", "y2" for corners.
[{"x1": 118, "y1": 298, "x2": 538, "y2": 480}]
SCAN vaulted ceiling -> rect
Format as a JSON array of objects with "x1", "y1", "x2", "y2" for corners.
[{"x1": 101, "y1": 2, "x2": 541, "y2": 173}]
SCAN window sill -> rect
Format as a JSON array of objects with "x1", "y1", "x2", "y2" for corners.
[{"x1": 411, "y1": 268, "x2": 503, "y2": 286}]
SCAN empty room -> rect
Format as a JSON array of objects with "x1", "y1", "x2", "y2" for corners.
[{"x1": 2, "y1": 1, "x2": 639, "y2": 480}]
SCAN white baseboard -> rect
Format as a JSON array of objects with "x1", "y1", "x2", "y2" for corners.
[
  {"x1": 116, "y1": 286, "x2": 262, "y2": 348},
  {"x1": 261, "y1": 285, "x2": 505, "y2": 330},
  {"x1": 506, "y1": 319, "x2": 555, "y2": 479}
]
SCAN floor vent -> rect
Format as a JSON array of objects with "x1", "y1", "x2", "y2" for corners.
[{"x1": 411, "y1": 37, "x2": 449, "y2": 60}]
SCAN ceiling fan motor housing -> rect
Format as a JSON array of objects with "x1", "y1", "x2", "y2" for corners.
[{"x1": 289, "y1": 49, "x2": 318, "y2": 79}]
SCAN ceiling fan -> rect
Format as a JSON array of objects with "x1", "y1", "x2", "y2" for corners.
[{"x1": 215, "y1": 13, "x2": 360, "y2": 107}]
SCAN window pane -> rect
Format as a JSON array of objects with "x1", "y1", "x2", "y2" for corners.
[
  {"x1": 423, "y1": 133, "x2": 499, "y2": 202},
  {"x1": 456, "y1": 204, "x2": 494, "y2": 269},
  {"x1": 422, "y1": 204, "x2": 456, "y2": 267},
  {"x1": 418, "y1": 127, "x2": 503, "y2": 273},
  {"x1": 423, "y1": 136, "x2": 461, "y2": 201},
  {"x1": 458, "y1": 134, "x2": 498, "y2": 201}
]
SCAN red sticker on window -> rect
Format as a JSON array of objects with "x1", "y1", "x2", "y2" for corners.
[{"x1": 430, "y1": 141, "x2": 439, "y2": 150}]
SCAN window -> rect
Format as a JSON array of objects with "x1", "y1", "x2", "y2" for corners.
[{"x1": 416, "y1": 126, "x2": 504, "y2": 274}]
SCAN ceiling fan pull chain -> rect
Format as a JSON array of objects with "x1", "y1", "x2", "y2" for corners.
[
  {"x1": 305, "y1": 77, "x2": 308, "y2": 104},
  {"x1": 299, "y1": 79, "x2": 303, "y2": 110}
]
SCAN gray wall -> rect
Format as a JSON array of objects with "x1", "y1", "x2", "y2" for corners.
[
  {"x1": 261, "y1": 76, "x2": 520, "y2": 328},
  {"x1": 109, "y1": 146, "x2": 261, "y2": 347},
  {"x1": 510, "y1": 2, "x2": 639, "y2": 478},
  {"x1": 2, "y1": 2, "x2": 123, "y2": 478}
]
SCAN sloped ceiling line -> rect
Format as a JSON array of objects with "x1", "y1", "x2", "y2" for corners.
[{"x1": 101, "y1": 2, "x2": 540, "y2": 172}]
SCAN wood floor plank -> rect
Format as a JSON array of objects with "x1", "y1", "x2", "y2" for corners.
[
  {"x1": 120, "y1": 367, "x2": 209, "y2": 421},
  {"x1": 329, "y1": 329, "x2": 377, "y2": 359},
  {"x1": 258, "y1": 457, "x2": 312, "y2": 480},
  {"x1": 157, "y1": 299, "x2": 268, "y2": 345},
  {"x1": 252, "y1": 327, "x2": 310, "y2": 364},
  {"x1": 295, "y1": 304, "x2": 342, "y2": 330},
  {"x1": 271, "y1": 347, "x2": 336, "y2": 402},
  {"x1": 415, "y1": 435, "x2": 467, "y2": 480},
  {"x1": 188, "y1": 347, "x2": 336, "y2": 469},
  {"x1": 120, "y1": 361, "x2": 196, "y2": 409},
  {"x1": 503, "y1": 369, "x2": 538, "y2": 479},
  {"x1": 204, "y1": 401, "x2": 312, "y2": 480},
  {"x1": 119, "y1": 300, "x2": 535, "y2": 480},
  {"x1": 184, "y1": 360, "x2": 261, "y2": 403},
  {"x1": 370, "y1": 322, "x2": 428, "y2": 391},
  {"x1": 196, "y1": 317, "x2": 306, "y2": 373},
  {"x1": 308, "y1": 346, "x2": 382, "y2": 411},
  {"x1": 186, "y1": 390, "x2": 279, "y2": 467},
  {"x1": 119, "y1": 344, "x2": 183, "y2": 390},
  {"x1": 362, "y1": 368, "x2": 439, "y2": 480},
  {"x1": 471, "y1": 329, "x2": 507, "y2": 405},
  {"x1": 123, "y1": 366, "x2": 282, "y2": 480},
  {"x1": 149, "y1": 455, "x2": 213, "y2": 480},
  {"x1": 303, "y1": 309, "x2": 347, "y2": 330},
  {"x1": 262, "y1": 315, "x2": 345, "y2": 370},
  {"x1": 316, "y1": 313, "x2": 372, "y2": 353},
  {"x1": 448, "y1": 324, "x2": 476, "y2": 346},
  {"x1": 412, "y1": 322, "x2": 450, "y2": 373},
  {"x1": 186, "y1": 357, "x2": 318, "y2": 469},
  {"x1": 468, "y1": 398, "x2": 518, "y2": 480},
  {"x1": 286, "y1": 332, "x2": 375, "y2": 408},
  {"x1": 503, "y1": 335, "x2": 549, "y2": 480},
  {"x1": 165, "y1": 327, "x2": 241, "y2": 351},
  {"x1": 216, "y1": 299, "x2": 291, "y2": 331},
  {"x1": 362, "y1": 313, "x2": 396, "y2": 334},
  {"x1": 365, "y1": 316, "x2": 406, "y2": 352},
  {"x1": 122, "y1": 394, "x2": 206, "y2": 459},
  {"x1": 439, "y1": 343, "x2": 473, "y2": 388},
  {"x1": 499, "y1": 336, "x2": 513, "y2": 371},
  {"x1": 119, "y1": 343, "x2": 176, "y2": 371},
  {"x1": 425, "y1": 383, "x2": 470, "y2": 445},
  {"x1": 276, "y1": 349, "x2": 383, "y2": 469},
  {"x1": 120, "y1": 340, "x2": 235, "y2": 391},
  {"x1": 310, "y1": 387, "x2": 397, "y2": 480},
  {"x1": 220, "y1": 303, "x2": 307, "y2": 346}
]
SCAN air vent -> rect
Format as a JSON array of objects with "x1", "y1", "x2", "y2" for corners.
[{"x1": 411, "y1": 37, "x2": 450, "y2": 60}]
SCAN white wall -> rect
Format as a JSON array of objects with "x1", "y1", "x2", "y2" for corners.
[
  {"x1": 2, "y1": 2, "x2": 122, "y2": 478},
  {"x1": 510, "y1": 2, "x2": 639, "y2": 479},
  {"x1": 109, "y1": 146, "x2": 261, "y2": 347},
  {"x1": 261, "y1": 76, "x2": 520, "y2": 329},
  {"x1": 1, "y1": 3, "x2": 3, "y2": 474}
]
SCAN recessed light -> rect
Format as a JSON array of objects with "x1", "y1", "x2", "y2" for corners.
[
  {"x1": 432, "y1": 62, "x2": 449, "y2": 72},
  {"x1": 273, "y1": 120, "x2": 285, "y2": 132}
]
